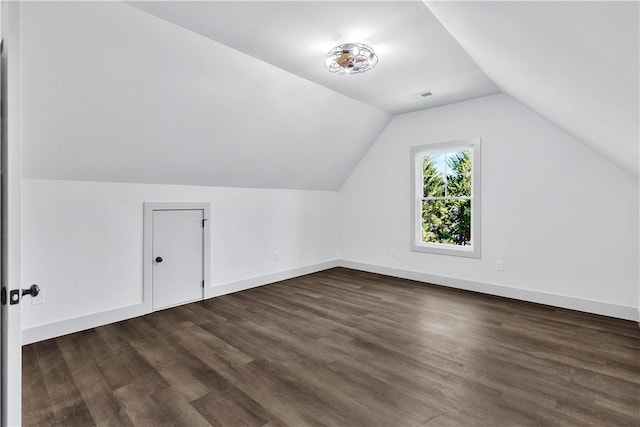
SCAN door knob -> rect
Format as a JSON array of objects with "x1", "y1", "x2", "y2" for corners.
[
  {"x1": 155, "y1": 257, "x2": 163, "y2": 263},
  {"x1": 22, "y1": 284, "x2": 40, "y2": 297}
]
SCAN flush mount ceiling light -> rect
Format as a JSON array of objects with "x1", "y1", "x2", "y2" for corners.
[{"x1": 324, "y1": 43, "x2": 378, "y2": 75}]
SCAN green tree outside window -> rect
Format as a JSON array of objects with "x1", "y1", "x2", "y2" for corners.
[{"x1": 422, "y1": 150, "x2": 472, "y2": 246}]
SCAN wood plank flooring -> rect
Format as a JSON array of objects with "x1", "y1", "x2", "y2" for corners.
[{"x1": 23, "y1": 268, "x2": 640, "y2": 426}]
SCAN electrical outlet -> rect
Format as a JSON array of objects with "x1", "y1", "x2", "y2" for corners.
[
  {"x1": 274, "y1": 250, "x2": 280, "y2": 261},
  {"x1": 390, "y1": 247, "x2": 397, "y2": 257},
  {"x1": 495, "y1": 260, "x2": 504, "y2": 271},
  {"x1": 31, "y1": 289, "x2": 45, "y2": 305}
]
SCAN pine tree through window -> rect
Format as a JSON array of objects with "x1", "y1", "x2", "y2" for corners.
[{"x1": 411, "y1": 139, "x2": 481, "y2": 258}]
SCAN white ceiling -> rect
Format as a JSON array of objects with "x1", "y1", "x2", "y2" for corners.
[
  {"x1": 128, "y1": 1, "x2": 501, "y2": 115},
  {"x1": 21, "y1": 1, "x2": 639, "y2": 190},
  {"x1": 426, "y1": 1, "x2": 639, "y2": 177},
  {"x1": 21, "y1": 2, "x2": 390, "y2": 190}
]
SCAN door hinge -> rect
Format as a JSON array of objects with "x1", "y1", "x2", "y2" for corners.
[
  {"x1": 202, "y1": 280, "x2": 205, "y2": 288},
  {"x1": 201, "y1": 218, "x2": 207, "y2": 228}
]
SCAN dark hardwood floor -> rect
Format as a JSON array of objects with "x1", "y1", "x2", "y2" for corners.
[{"x1": 23, "y1": 268, "x2": 640, "y2": 426}]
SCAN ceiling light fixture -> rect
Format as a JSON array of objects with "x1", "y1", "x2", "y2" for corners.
[{"x1": 324, "y1": 43, "x2": 378, "y2": 75}]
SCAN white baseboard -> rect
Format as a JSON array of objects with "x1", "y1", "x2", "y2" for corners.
[
  {"x1": 338, "y1": 260, "x2": 640, "y2": 322},
  {"x1": 22, "y1": 258, "x2": 638, "y2": 344},
  {"x1": 21, "y1": 260, "x2": 339, "y2": 345},
  {"x1": 22, "y1": 302, "x2": 150, "y2": 345},
  {"x1": 205, "y1": 260, "x2": 340, "y2": 299}
]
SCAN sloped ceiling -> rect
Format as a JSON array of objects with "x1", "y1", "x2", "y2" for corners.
[
  {"x1": 21, "y1": 2, "x2": 390, "y2": 190},
  {"x1": 21, "y1": 1, "x2": 638, "y2": 190},
  {"x1": 127, "y1": 1, "x2": 500, "y2": 115},
  {"x1": 425, "y1": 1, "x2": 640, "y2": 177}
]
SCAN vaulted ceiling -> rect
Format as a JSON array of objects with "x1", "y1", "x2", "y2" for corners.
[
  {"x1": 21, "y1": 1, "x2": 639, "y2": 190},
  {"x1": 127, "y1": 1, "x2": 500, "y2": 115},
  {"x1": 426, "y1": 1, "x2": 639, "y2": 178},
  {"x1": 21, "y1": 2, "x2": 391, "y2": 190}
]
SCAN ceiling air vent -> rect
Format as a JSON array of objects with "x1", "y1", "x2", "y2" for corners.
[{"x1": 420, "y1": 92, "x2": 433, "y2": 98}]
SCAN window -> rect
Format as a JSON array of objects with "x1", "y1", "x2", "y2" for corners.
[{"x1": 411, "y1": 138, "x2": 481, "y2": 258}]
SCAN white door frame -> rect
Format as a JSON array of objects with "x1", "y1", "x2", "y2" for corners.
[
  {"x1": 1, "y1": 3, "x2": 22, "y2": 426},
  {"x1": 143, "y1": 202, "x2": 210, "y2": 313}
]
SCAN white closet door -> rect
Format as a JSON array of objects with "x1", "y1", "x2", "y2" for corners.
[{"x1": 152, "y1": 209, "x2": 203, "y2": 310}]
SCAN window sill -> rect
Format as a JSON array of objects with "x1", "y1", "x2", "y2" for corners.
[{"x1": 411, "y1": 243, "x2": 481, "y2": 259}]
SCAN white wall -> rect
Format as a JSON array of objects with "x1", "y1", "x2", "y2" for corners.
[
  {"x1": 21, "y1": 179, "x2": 338, "y2": 339},
  {"x1": 339, "y1": 94, "x2": 639, "y2": 320},
  {"x1": 18, "y1": 1, "x2": 639, "y2": 343},
  {"x1": 19, "y1": 98, "x2": 639, "y2": 343}
]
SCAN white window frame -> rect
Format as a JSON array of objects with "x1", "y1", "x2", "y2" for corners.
[{"x1": 410, "y1": 138, "x2": 481, "y2": 258}]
